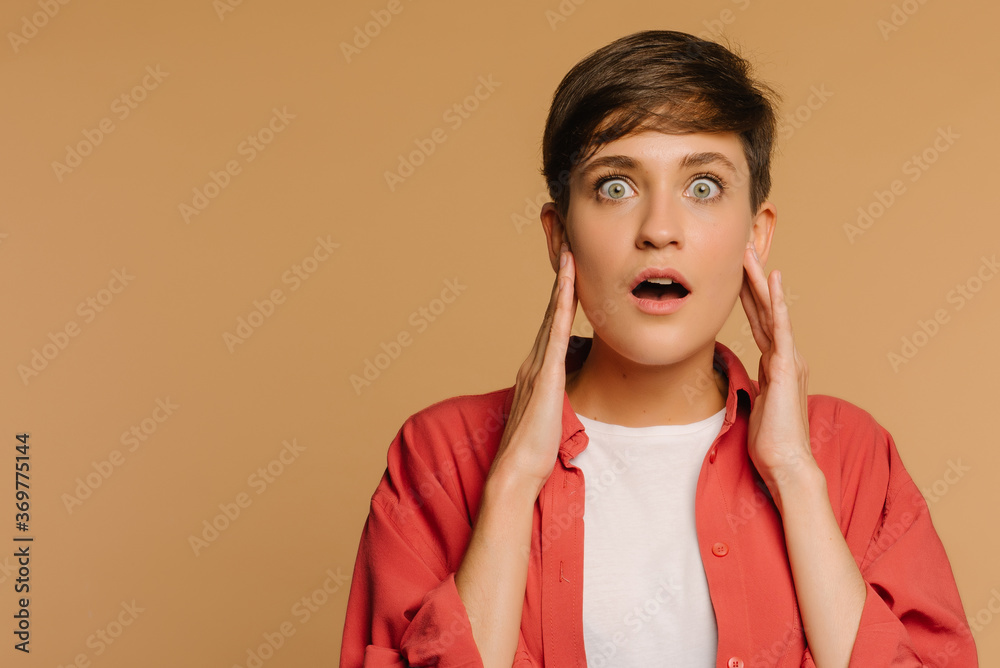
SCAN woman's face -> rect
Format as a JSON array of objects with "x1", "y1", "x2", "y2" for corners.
[{"x1": 542, "y1": 129, "x2": 776, "y2": 367}]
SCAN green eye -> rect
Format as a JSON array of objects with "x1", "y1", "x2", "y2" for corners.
[
  {"x1": 594, "y1": 175, "x2": 635, "y2": 201},
  {"x1": 691, "y1": 179, "x2": 717, "y2": 199}
]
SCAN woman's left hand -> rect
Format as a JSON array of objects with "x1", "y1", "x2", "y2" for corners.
[{"x1": 739, "y1": 240, "x2": 817, "y2": 502}]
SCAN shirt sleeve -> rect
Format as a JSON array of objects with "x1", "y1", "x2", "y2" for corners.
[
  {"x1": 339, "y1": 407, "x2": 488, "y2": 667},
  {"x1": 339, "y1": 411, "x2": 536, "y2": 668},
  {"x1": 339, "y1": 492, "x2": 484, "y2": 668},
  {"x1": 824, "y1": 403, "x2": 979, "y2": 667}
]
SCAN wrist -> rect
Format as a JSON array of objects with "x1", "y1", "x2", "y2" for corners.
[
  {"x1": 486, "y1": 459, "x2": 547, "y2": 505},
  {"x1": 763, "y1": 455, "x2": 827, "y2": 516}
]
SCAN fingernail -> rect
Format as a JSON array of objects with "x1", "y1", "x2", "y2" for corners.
[
  {"x1": 560, "y1": 250, "x2": 567, "y2": 267},
  {"x1": 751, "y1": 241, "x2": 759, "y2": 260}
]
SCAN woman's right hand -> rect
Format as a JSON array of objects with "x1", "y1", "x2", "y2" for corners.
[
  {"x1": 488, "y1": 241, "x2": 578, "y2": 496},
  {"x1": 455, "y1": 241, "x2": 577, "y2": 666}
]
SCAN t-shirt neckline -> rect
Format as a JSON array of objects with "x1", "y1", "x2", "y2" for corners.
[{"x1": 574, "y1": 406, "x2": 727, "y2": 437}]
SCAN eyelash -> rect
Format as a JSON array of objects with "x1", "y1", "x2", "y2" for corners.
[{"x1": 590, "y1": 171, "x2": 729, "y2": 205}]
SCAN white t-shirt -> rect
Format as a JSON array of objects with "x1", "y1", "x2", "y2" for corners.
[{"x1": 568, "y1": 408, "x2": 726, "y2": 667}]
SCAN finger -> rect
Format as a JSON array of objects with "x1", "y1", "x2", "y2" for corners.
[
  {"x1": 743, "y1": 243, "x2": 774, "y2": 336},
  {"x1": 540, "y1": 250, "x2": 578, "y2": 382},
  {"x1": 740, "y1": 256, "x2": 773, "y2": 355},
  {"x1": 514, "y1": 251, "x2": 576, "y2": 433},
  {"x1": 741, "y1": 245, "x2": 767, "y2": 317},
  {"x1": 739, "y1": 269, "x2": 770, "y2": 354},
  {"x1": 526, "y1": 246, "x2": 576, "y2": 401},
  {"x1": 525, "y1": 244, "x2": 571, "y2": 378},
  {"x1": 768, "y1": 270, "x2": 795, "y2": 361}
]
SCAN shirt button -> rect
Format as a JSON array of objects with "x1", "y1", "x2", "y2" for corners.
[
  {"x1": 712, "y1": 542, "x2": 729, "y2": 557},
  {"x1": 727, "y1": 658, "x2": 744, "y2": 668},
  {"x1": 708, "y1": 446, "x2": 717, "y2": 463}
]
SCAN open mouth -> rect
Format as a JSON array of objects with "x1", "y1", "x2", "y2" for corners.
[{"x1": 631, "y1": 278, "x2": 690, "y2": 301}]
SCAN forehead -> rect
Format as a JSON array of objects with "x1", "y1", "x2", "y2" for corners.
[{"x1": 575, "y1": 130, "x2": 748, "y2": 183}]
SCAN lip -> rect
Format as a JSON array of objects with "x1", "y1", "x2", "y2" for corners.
[
  {"x1": 629, "y1": 291, "x2": 690, "y2": 315},
  {"x1": 628, "y1": 267, "x2": 690, "y2": 292},
  {"x1": 628, "y1": 267, "x2": 691, "y2": 315}
]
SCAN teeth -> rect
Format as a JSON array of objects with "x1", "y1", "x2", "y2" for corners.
[{"x1": 645, "y1": 277, "x2": 674, "y2": 285}]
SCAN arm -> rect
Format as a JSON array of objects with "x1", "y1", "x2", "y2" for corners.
[
  {"x1": 827, "y1": 417, "x2": 977, "y2": 667},
  {"x1": 769, "y1": 459, "x2": 867, "y2": 668},
  {"x1": 456, "y1": 242, "x2": 578, "y2": 667},
  {"x1": 341, "y1": 242, "x2": 578, "y2": 667},
  {"x1": 768, "y1": 430, "x2": 977, "y2": 668},
  {"x1": 741, "y1": 241, "x2": 863, "y2": 666},
  {"x1": 339, "y1": 448, "x2": 545, "y2": 668},
  {"x1": 740, "y1": 241, "x2": 977, "y2": 667},
  {"x1": 339, "y1": 485, "x2": 486, "y2": 668},
  {"x1": 454, "y1": 464, "x2": 542, "y2": 668}
]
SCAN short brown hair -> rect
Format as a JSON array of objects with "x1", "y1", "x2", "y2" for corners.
[{"x1": 540, "y1": 30, "x2": 782, "y2": 221}]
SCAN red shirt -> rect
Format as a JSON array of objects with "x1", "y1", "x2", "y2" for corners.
[{"x1": 340, "y1": 337, "x2": 977, "y2": 667}]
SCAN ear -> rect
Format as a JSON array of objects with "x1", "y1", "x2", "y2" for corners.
[
  {"x1": 540, "y1": 201, "x2": 569, "y2": 273},
  {"x1": 748, "y1": 200, "x2": 777, "y2": 266}
]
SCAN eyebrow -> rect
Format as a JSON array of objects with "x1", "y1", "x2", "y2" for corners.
[{"x1": 577, "y1": 151, "x2": 740, "y2": 181}]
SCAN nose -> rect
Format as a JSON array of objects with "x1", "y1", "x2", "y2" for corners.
[{"x1": 635, "y1": 190, "x2": 684, "y2": 250}]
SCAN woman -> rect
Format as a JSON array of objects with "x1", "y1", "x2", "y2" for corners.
[{"x1": 340, "y1": 30, "x2": 977, "y2": 667}]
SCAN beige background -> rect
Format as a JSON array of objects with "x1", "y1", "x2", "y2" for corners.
[{"x1": 1, "y1": 0, "x2": 997, "y2": 665}]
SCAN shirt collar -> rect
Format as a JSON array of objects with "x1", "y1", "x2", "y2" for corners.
[{"x1": 501, "y1": 337, "x2": 758, "y2": 462}]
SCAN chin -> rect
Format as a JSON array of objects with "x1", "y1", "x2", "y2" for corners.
[{"x1": 592, "y1": 320, "x2": 714, "y2": 368}]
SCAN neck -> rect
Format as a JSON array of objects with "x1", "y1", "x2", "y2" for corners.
[{"x1": 566, "y1": 335, "x2": 727, "y2": 427}]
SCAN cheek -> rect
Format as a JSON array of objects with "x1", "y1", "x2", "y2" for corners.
[
  {"x1": 568, "y1": 249, "x2": 620, "y2": 330},
  {"x1": 701, "y1": 239, "x2": 748, "y2": 300},
  {"x1": 571, "y1": 255, "x2": 601, "y2": 315},
  {"x1": 725, "y1": 248, "x2": 749, "y2": 301}
]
